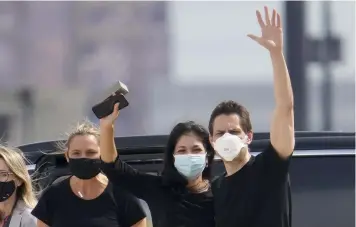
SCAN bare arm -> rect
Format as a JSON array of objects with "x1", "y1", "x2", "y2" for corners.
[
  {"x1": 131, "y1": 218, "x2": 147, "y2": 227},
  {"x1": 36, "y1": 220, "x2": 48, "y2": 227},
  {"x1": 248, "y1": 7, "x2": 295, "y2": 159},
  {"x1": 100, "y1": 103, "x2": 119, "y2": 163},
  {"x1": 99, "y1": 104, "x2": 160, "y2": 200},
  {"x1": 269, "y1": 51, "x2": 295, "y2": 159}
]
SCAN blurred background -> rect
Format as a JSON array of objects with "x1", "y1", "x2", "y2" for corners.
[{"x1": 0, "y1": 1, "x2": 354, "y2": 146}]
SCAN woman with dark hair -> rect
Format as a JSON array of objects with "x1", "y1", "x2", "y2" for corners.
[{"x1": 100, "y1": 104, "x2": 215, "y2": 227}]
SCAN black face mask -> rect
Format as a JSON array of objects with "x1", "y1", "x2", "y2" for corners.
[
  {"x1": 69, "y1": 158, "x2": 101, "y2": 180},
  {"x1": 0, "y1": 180, "x2": 16, "y2": 202}
]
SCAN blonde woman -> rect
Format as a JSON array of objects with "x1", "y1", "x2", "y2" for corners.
[
  {"x1": 31, "y1": 121, "x2": 147, "y2": 227},
  {"x1": 0, "y1": 145, "x2": 37, "y2": 227}
]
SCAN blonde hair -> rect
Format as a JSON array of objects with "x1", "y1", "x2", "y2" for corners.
[
  {"x1": 0, "y1": 145, "x2": 37, "y2": 208},
  {"x1": 56, "y1": 119, "x2": 107, "y2": 185},
  {"x1": 56, "y1": 119, "x2": 100, "y2": 153}
]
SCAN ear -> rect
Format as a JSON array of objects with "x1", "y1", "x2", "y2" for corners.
[
  {"x1": 246, "y1": 132, "x2": 253, "y2": 145},
  {"x1": 14, "y1": 178, "x2": 23, "y2": 187},
  {"x1": 64, "y1": 151, "x2": 69, "y2": 163},
  {"x1": 209, "y1": 135, "x2": 214, "y2": 146}
]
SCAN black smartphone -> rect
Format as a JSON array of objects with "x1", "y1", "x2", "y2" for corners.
[{"x1": 92, "y1": 93, "x2": 129, "y2": 119}]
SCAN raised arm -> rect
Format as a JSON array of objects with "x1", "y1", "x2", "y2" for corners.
[
  {"x1": 100, "y1": 103, "x2": 120, "y2": 163},
  {"x1": 99, "y1": 103, "x2": 142, "y2": 176},
  {"x1": 99, "y1": 103, "x2": 160, "y2": 200},
  {"x1": 248, "y1": 7, "x2": 294, "y2": 159}
]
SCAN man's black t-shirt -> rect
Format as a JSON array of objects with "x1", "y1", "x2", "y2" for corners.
[
  {"x1": 212, "y1": 142, "x2": 292, "y2": 227},
  {"x1": 101, "y1": 159, "x2": 215, "y2": 227},
  {"x1": 31, "y1": 177, "x2": 146, "y2": 227}
]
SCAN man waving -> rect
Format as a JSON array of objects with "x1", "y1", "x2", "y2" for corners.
[{"x1": 210, "y1": 7, "x2": 294, "y2": 227}]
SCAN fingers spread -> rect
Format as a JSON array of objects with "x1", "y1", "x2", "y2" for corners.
[
  {"x1": 271, "y1": 9, "x2": 276, "y2": 26},
  {"x1": 256, "y1": 10, "x2": 265, "y2": 28},
  {"x1": 247, "y1": 34, "x2": 260, "y2": 42},
  {"x1": 277, "y1": 13, "x2": 281, "y2": 28},
  {"x1": 264, "y1": 6, "x2": 271, "y2": 25}
]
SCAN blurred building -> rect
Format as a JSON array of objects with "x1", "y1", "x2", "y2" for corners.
[
  {"x1": 0, "y1": 1, "x2": 354, "y2": 146},
  {"x1": 148, "y1": 79, "x2": 355, "y2": 134},
  {"x1": 72, "y1": 2, "x2": 169, "y2": 136},
  {"x1": 0, "y1": 1, "x2": 168, "y2": 145}
]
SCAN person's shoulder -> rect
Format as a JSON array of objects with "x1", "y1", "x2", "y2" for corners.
[
  {"x1": 108, "y1": 183, "x2": 146, "y2": 214},
  {"x1": 253, "y1": 142, "x2": 291, "y2": 181},
  {"x1": 13, "y1": 200, "x2": 37, "y2": 227},
  {"x1": 14, "y1": 200, "x2": 31, "y2": 214},
  {"x1": 212, "y1": 174, "x2": 224, "y2": 185},
  {"x1": 109, "y1": 182, "x2": 138, "y2": 200},
  {"x1": 211, "y1": 174, "x2": 226, "y2": 193},
  {"x1": 254, "y1": 142, "x2": 276, "y2": 161},
  {"x1": 40, "y1": 176, "x2": 70, "y2": 198},
  {"x1": 255, "y1": 141, "x2": 292, "y2": 164},
  {"x1": 267, "y1": 142, "x2": 279, "y2": 152},
  {"x1": 51, "y1": 175, "x2": 70, "y2": 188},
  {"x1": 20, "y1": 208, "x2": 37, "y2": 227}
]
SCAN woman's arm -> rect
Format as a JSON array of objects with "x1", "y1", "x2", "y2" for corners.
[
  {"x1": 99, "y1": 104, "x2": 160, "y2": 199},
  {"x1": 100, "y1": 103, "x2": 120, "y2": 163},
  {"x1": 131, "y1": 218, "x2": 147, "y2": 227},
  {"x1": 36, "y1": 220, "x2": 48, "y2": 227}
]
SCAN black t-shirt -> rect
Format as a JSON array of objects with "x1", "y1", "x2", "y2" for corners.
[
  {"x1": 31, "y1": 177, "x2": 146, "y2": 227},
  {"x1": 212, "y1": 142, "x2": 292, "y2": 227},
  {"x1": 101, "y1": 158, "x2": 215, "y2": 227}
]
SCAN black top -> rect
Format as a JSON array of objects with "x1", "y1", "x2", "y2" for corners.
[
  {"x1": 212, "y1": 142, "x2": 292, "y2": 227},
  {"x1": 31, "y1": 177, "x2": 146, "y2": 227},
  {"x1": 101, "y1": 158, "x2": 215, "y2": 227}
]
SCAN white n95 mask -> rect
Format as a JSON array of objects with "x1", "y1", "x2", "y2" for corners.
[
  {"x1": 214, "y1": 133, "x2": 248, "y2": 162},
  {"x1": 174, "y1": 153, "x2": 206, "y2": 180}
]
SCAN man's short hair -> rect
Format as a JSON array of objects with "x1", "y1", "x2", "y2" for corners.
[{"x1": 208, "y1": 100, "x2": 252, "y2": 134}]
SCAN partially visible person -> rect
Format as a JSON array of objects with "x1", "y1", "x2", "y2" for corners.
[
  {"x1": 100, "y1": 106, "x2": 215, "y2": 227},
  {"x1": 210, "y1": 7, "x2": 294, "y2": 227},
  {"x1": 31, "y1": 121, "x2": 147, "y2": 227},
  {"x1": 0, "y1": 145, "x2": 37, "y2": 227}
]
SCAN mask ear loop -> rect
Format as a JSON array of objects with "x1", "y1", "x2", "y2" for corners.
[
  {"x1": 243, "y1": 135, "x2": 249, "y2": 144},
  {"x1": 242, "y1": 135, "x2": 250, "y2": 153},
  {"x1": 204, "y1": 152, "x2": 208, "y2": 167}
]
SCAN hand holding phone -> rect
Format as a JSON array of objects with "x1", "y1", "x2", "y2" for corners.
[{"x1": 92, "y1": 81, "x2": 129, "y2": 119}]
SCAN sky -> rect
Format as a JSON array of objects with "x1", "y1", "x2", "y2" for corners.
[{"x1": 167, "y1": 1, "x2": 355, "y2": 84}]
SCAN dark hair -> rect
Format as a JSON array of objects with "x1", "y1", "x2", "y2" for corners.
[
  {"x1": 161, "y1": 121, "x2": 215, "y2": 188},
  {"x1": 208, "y1": 100, "x2": 252, "y2": 134}
]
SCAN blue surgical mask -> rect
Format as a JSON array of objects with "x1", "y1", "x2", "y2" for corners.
[{"x1": 174, "y1": 153, "x2": 207, "y2": 180}]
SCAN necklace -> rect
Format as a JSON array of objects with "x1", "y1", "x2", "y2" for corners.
[{"x1": 188, "y1": 180, "x2": 210, "y2": 193}]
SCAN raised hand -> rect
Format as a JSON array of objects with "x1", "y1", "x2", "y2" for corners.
[
  {"x1": 99, "y1": 102, "x2": 119, "y2": 128},
  {"x1": 247, "y1": 6, "x2": 283, "y2": 53}
]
